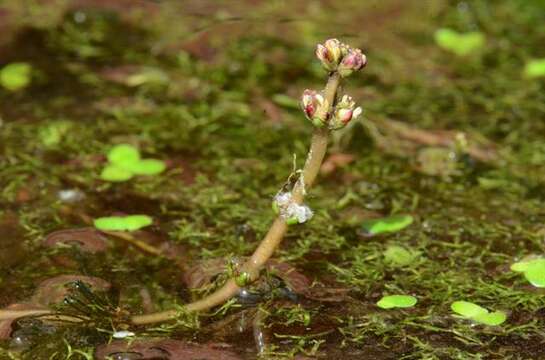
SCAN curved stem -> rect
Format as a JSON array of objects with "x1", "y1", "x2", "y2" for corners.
[{"x1": 131, "y1": 72, "x2": 341, "y2": 325}]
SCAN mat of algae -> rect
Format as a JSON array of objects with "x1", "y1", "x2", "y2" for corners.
[{"x1": 0, "y1": 0, "x2": 544, "y2": 359}]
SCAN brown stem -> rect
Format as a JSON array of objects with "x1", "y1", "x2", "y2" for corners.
[
  {"x1": 0, "y1": 309, "x2": 53, "y2": 321},
  {"x1": 131, "y1": 72, "x2": 341, "y2": 325},
  {"x1": 105, "y1": 231, "x2": 164, "y2": 257}
]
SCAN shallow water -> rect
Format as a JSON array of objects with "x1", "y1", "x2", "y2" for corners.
[{"x1": 0, "y1": 0, "x2": 545, "y2": 358}]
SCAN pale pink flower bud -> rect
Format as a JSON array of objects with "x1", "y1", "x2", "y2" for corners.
[
  {"x1": 330, "y1": 95, "x2": 362, "y2": 129},
  {"x1": 301, "y1": 89, "x2": 329, "y2": 127},
  {"x1": 338, "y1": 48, "x2": 367, "y2": 77},
  {"x1": 337, "y1": 108, "x2": 354, "y2": 123},
  {"x1": 316, "y1": 39, "x2": 343, "y2": 71}
]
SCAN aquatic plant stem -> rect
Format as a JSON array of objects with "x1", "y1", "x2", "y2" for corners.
[
  {"x1": 131, "y1": 72, "x2": 341, "y2": 325},
  {"x1": 0, "y1": 309, "x2": 53, "y2": 321},
  {"x1": 104, "y1": 231, "x2": 164, "y2": 257}
]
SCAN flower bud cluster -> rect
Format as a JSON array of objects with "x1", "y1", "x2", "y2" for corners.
[
  {"x1": 301, "y1": 91, "x2": 362, "y2": 130},
  {"x1": 299, "y1": 38, "x2": 366, "y2": 130},
  {"x1": 315, "y1": 38, "x2": 367, "y2": 77}
]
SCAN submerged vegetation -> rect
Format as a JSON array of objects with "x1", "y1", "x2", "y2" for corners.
[{"x1": 0, "y1": 0, "x2": 545, "y2": 358}]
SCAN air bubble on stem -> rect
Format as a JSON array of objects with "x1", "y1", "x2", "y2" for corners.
[
  {"x1": 273, "y1": 191, "x2": 313, "y2": 224},
  {"x1": 273, "y1": 192, "x2": 292, "y2": 208},
  {"x1": 286, "y1": 202, "x2": 314, "y2": 224}
]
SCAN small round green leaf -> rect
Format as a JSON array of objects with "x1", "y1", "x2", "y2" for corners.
[
  {"x1": 100, "y1": 165, "x2": 133, "y2": 182},
  {"x1": 0, "y1": 62, "x2": 32, "y2": 91},
  {"x1": 107, "y1": 144, "x2": 140, "y2": 166},
  {"x1": 510, "y1": 258, "x2": 545, "y2": 287},
  {"x1": 362, "y1": 215, "x2": 413, "y2": 236},
  {"x1": 524, "y1": 261, "x2": 545, "y2": 287},
  {"x1": 434, "y1": 28, "x2": 485, "y2": 56},
  {"x1": 377, "y1": 295, "x2": 417, "y2": 309},
  {"x1": 94, "y1": 215, "x2": 153, "y2": 232},
  {"x1": 524, "y1": 59, "x2": 545, "y2": 78},
  {"x1": 510, "y1": 258, "x2": 545, "y2": 273},
  {"x1": 472, "y1": 311, "x2": 507, "y2": 326},
  {"x1": 451, "y1": 301, "x2": 488, "y2": 318},
  {"x1": 125, "y1": 159, "x2": 166, "y2": 176},
  {"x1": 511, "y1": 261, "x2": 531, "y2": 273}
]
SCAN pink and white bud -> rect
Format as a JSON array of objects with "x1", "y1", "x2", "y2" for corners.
[
  {"x1": 301, "y1": 89, "x2": 329, "y2": 127},
  {"x1": 338, "y1": 48, "x2": 367, "y2": 77},
  {"x1": 301, "y1": 89, "x2": 317, "y2": 119},
  {"x1": 316, "y1": 39, "x2": 343, "y2": 71},
  {"x1": 337, "y1": 108, "x2": 354, "y2": 124},
  {"x1": 330, "y1": 95, "x2": 362, "y2": 129}
]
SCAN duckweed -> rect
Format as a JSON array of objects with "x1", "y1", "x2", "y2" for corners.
[
  {"x1": 361, "y1": 214, "x2": 414, "y2": 236},
  {"x1": 377, "y1": 295, "x2": 417, "y2": 309},
  {"x1": 93, "y1": 215, "x2": 153, "y2": 232}
]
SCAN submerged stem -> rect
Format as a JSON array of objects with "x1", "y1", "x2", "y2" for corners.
[
  {"x1": 131, "y1": 72, "x2": 341, "y2": 325},
  {"x1": 0, "y1": 309, "x2": 53, "y2": 321}
]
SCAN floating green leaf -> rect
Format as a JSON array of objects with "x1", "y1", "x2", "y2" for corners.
[
  {"x1": 94, "y1": 215, "x2": 153, "y2": 232},
  {"x1": 384, "y1": 245, "x2": 419, "y2": 267},
  {"x1": 377, "y1": 295, "x2": 417, "y2": 309},
  {"x1": 473, "y1": 311, "x2": 507, "y2": 326},
  {"x1": 100, "y1": 165, "x2": 133, "y2": 182},
  {"x1": 510, "y1": 261, "x2": 530, "y2": 273},
  {"x1": 510, "y1": 258, "x2": 545, "y2": 287},
  {"x1": 107, "y1": 144, "x2": 140, "y2": 166},
  {"x1": 510, "y1": 258, "x2": 545, "y2": 273},
  {"x1": 0, "y1": 62, "x2": 32, "y2": 91},
  {"x1": 124, "y1": 159, "x2": 166, "y2": 175},
  {"x1": 434, "y1": 28, "x2": 485, "y2": 56},
  {"x1": 451, "y1": 301, "x2": 506, "y2": 326},
  {"x1": 362, "y1": 215, "x2": 413, "y2": 236},
  {"x1": 451, "y1": 301, "x2": 488, "y2": 318},
  {"x1": 100, "y1": 144, "x2": 166, "y2": 182},
  {"x1": 524, "y1": 59, "x2": 545, "y2": 78},
  {"x1": 524, "y1": 261, "x2": 545, "y2": 287}
]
